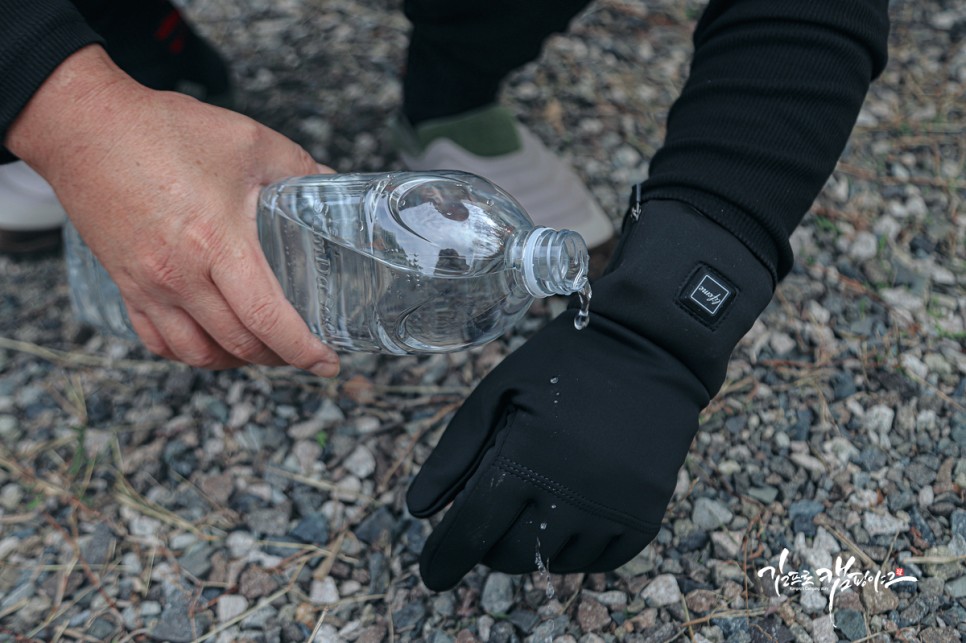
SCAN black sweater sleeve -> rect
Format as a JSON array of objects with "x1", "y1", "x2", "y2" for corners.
[
  {"x1": 0, "y1": 0, "x2": 104, "y2": 164},
  {"x1": 640, "y1": 0, "x2": 889, "y2": 282}
]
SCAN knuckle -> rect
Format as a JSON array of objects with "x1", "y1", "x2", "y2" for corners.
[
  {"x1": 184, "y1": 220, "x2": 223, "y2": 258},
  {"x1": 293, "y1": 146, "x2": 317, "y2": 172},
  {"x1": 142, "y1": 248, "x2": 186, "y2": 295},
  {"x1": 179, "y1": 342, "x2": 225, "y2": 370},
  {"x1": 139, "y1": 336, "x2": 168, "y2": 358},
  {"x1": 241, "y1": 297, "x2": 283, "y2": 337},
  {"x1": 223, "y1": 332, "x2": 270, "y2": 363},
  {"x1": 236, "y1": 119, "x2": 263, "y2": 152}
]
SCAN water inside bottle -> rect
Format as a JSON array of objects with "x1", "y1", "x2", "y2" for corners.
[
  {"x1": 260, "y1": 175, "x2": 535, "y2": 354},
  {"x1": 574, "y1": 283, "x2": 592, "y2": 330}
]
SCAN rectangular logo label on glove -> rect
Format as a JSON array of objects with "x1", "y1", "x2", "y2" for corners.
[{"x1": 678, "y1": 264, "x2": 737, "y2": 327}]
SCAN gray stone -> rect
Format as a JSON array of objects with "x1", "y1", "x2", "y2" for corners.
[
  {"x1": 769, "y1": 332, "x2": 797, "y2": 355},
  {"x1": 343, "y1": 445, "x2": 376, "y2": 478},
  {"x1": 951, "y1": 509, "x2": 966, "y2": 541},
  {"x1": 684, "y1": 589, "x2": 718, "y2": 614},
  {"x1": 87, "y1": 617, "x2": 116, "y2": 640},
  {"x1": 919, "y1": 576, "x2": 945, "y2": 596},
  {"x1": 150, "y1": 591, "x2": 202, "y2": 643},
  {"x1": 309, "y1": 577, "x2": 339, "y2": 605},
  {"x1": 789, "y1": 499, "x2": 824, "y2": 522},
  {"x1": 849, "y1": 232, "x2": 878, "y2": 261},
  {"x1": 217, "y1": 594, "x2": 249, "y2": 624},
  {"x1": 246, "y1": 507, "x2": 291, "y2": 537},
  {"x1": 747, "y1": 486, "x2": 779, "y2": 504},
  {"x1": 79, "y1": 523, "x2": 115, "y2": 566},
  {"x1": 142, "y1": 601, "x2": 162, "y2": 617},
  {"x1": 864, "y1": 405, "x2": 895, "y2": 434},
  {"x1": 946, "y1": 575, "x2": 966, "y2": 598},
  {"x1": 240, "y1": 605, "x2": 276, "y2": 629},
  {"x1": 616, "y1": 549, "x2": 655, "y2": 577},
  {"x1": 487, "y1": 620, "x2": 516, "y2": 643},
  {"x1": 833, "y1": 609, "x2": 866, "y2": 641},
  {"x1": 920, "y1": 545, "x2": 964, "y2": 580},
  {"x1": 810, "y1": 615, "x2": 836, "y2": 643},
  {"x1": 711, "y1": 617, "x2": 749, "y2": 643},
  {"x1": 368, "y1": 551, "x2": 390, "y2": 595},
  {"x1": 507, "y1": 608, "x2": 540, "y2": 634},
  {"x1": 640, "y1": 574, "x2": 681, "y2": 607},
  {"x1": 577, "y1": 598, "x2": 610, "y2": 632},
  {"x1": 179, "y1": 543, "x2": 213, "y2": 579},
  {"x1": 692, "y1": 497, "x2": 733, "y2": 531},
  {"x1": 290, "y1": 513, "x2": 329, "y2": 544},
  {"x1": 392, "y1": 601, "x2": 427, "y2": 631},
  {"x1": 226, "y1": 531, "x2": 257, "y2": 559},
  {"x1": 0, "y1": 582, "x2": 34, "y2": 611},
  {"x1": 862, "y1": 510, "x2": 908, "y2": 536},
  {"x1": 710, "y1": 530, "x2": 742, "y2": 559},
  {"x1": 481, "y1": 572, "x2": 514, "y2": 615},
  {"x1": 860, "y1": 583, "x2": 898, "y2": 614},
  {"x1": 583, "y1": 590, "x2": 627, "y2": 608},
  {"x1": 354, "y1": 506, "x2": 396, "y2": 545},
  {"x1": 239, "y1": 565, "x2": 279, "y2": 600},
  {"x1": 800, "y1": 589, "x2": 827, "y2": 614},
  {"x1": 919, "y1": 627, "x2": 962, "y2": 643},
  {"x1": 0, "y1": 415, "x2": 17, "y2": 440},
  {"x1": 431, "y1": 593, "x2": 455, "y2": 618}
]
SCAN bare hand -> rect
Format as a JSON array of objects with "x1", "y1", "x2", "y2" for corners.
[{"x1": 6, "y1": 46, "x2": 339, "y2": 375}]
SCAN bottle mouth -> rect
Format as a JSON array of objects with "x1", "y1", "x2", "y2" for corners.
[{"x1": 519, "y1": 227, "x2": 589, "y2": 298}]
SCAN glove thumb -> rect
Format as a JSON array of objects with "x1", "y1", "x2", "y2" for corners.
[{"x1": 406, "y1": 383, "x2": 506, "y2": 517}]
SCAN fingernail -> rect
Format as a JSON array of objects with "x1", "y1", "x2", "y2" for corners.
[{"x1": 309, "y1": 359, "x2": 339, "y2": 378}]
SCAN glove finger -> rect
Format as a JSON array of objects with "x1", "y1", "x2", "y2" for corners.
[
  {"x1": 482, "y1": 502, "x2": 573, "y2": 575},
  {"x1": 586, "y1": 531, "x2": 656, "y2": 573},
  {"x1": 549, "y1": 529, "x2": 621, "y2": 574},
  {"x1": 407, "y1": 387, "x2": 508, "y2": 517},
  {"x1": 418, "y1": 459, "x2": 526, "y2": 591}
]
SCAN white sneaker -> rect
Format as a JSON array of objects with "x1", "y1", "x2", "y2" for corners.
[
  {"x1": 0, "y1": 161, "x2": 67, "y2": 231},
  {"x1": 391, "y1": 105, "x2": 615, "y2": 249}
]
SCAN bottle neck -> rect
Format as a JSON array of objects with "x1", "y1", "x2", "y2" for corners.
[{"x1": 509, "y1": 226, "x2": 589, "y2": 298}]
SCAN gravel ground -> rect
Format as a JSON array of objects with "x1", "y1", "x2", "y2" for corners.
[{"x1": 2, "y1": 0, "x2": 965, "y2": 641}]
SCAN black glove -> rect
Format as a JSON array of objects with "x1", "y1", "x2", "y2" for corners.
[{"x1": 406, "y1": 200, "x2": 776, "y2": 590}]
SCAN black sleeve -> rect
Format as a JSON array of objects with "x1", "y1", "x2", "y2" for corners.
[
  {"x1": 0, "y1": 0, "x2": 105, "y2": 164},
  {"x1": 639, "y1": 0, "x2": 889, "y2": 282}
]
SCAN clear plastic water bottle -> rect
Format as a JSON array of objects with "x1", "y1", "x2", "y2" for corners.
[
  {"x1": 64, "y1": 170, "x2": 589, "y2": 354},
  {"x1": 64, "y1": 221, "x2": 138, "y2": 340}
]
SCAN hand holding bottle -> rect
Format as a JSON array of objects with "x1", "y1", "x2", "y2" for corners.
[{"x1": 5, "y1": 45, "x2": 340, "y2": 375}]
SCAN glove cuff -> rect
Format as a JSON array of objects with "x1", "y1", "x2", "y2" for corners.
[{"x1": 592, "y1": 199, "x2": 775, "y2": 398}]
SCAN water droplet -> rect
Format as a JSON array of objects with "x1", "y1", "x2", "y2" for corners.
[
  {"x1": 550, "y1": 376, "x2": 559, "y2": 384},
  {"x1": 540, "y1": 522, "x2": 547, "y2": 530},
  {"x1": 551, "y1": 504, "x2": 557, "y2": 509},
  {"x1": 574, "y1": 283, "x2": 592, "y2": 330},
  {"x1": 534, "y1": 538, "x2": 555, "y2": 600}
]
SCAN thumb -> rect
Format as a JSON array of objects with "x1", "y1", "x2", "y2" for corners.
[
  {"x1": 255, "y1": 124, "x2": 331, "y2": 182},
  {"x1": 407, "y1": 386, "x2": 508, "y2": 517}
]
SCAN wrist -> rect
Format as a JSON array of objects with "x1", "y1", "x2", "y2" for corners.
[
  {"x1": 4, "y1": 45, "x2": 146, "y2": 178},
  {"x1": 593, "y1": 199, "x2": 775, "y2": 397}
]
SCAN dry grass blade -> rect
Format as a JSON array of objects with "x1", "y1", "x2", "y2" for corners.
[
  {"x1": 189, "y1": 585, "x2": 293, "y2": 643},
  {"x1": 113, "y1": 475, "x2": 219, "y2": 540},
  {"x1": 267, "y1": 466, "x2": 377, "y2": 505},
  {"x1": 0, "y1": 335, "x2": 174, "y2": 371},
  {"x1": 306, "y1": 607, "x2": 329, "y2": 643}
]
